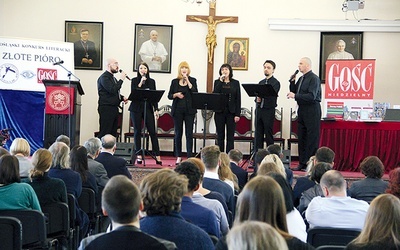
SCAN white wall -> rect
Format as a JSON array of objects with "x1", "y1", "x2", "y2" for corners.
[{"x1": 1, "y1": 0, "x2": 399, "y2": 152}]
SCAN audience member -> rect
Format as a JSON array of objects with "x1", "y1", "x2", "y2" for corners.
[
  {"x1": 215, "y1": 176, "x2": 314, "y2": 250},
  {"x1": 218, "y1": 152, "x2": 239, "y2": 194},
  {"x1": 0, "y1": 155, "x2": 41, "y2": 210},
  {"x1": 78, "y1": 175, "x2": 176, "y2": 250},
  {"x1": 227, "y1": 221, "x2": 288, "y2": 250},
  {"x1": 186, "y1": 157, "x2": 231, "y2": 228},
  {"x1": 56, "y1": 134, "x2": 71, "y2": 147},
  {"x1": 70, "y1": 145, "x2": 98, "y2": 194},
  {"x1": 139, "y1": 169, "x2": 214, "y2": 250},
  {"x1": 260, "y1": 154, "x2": 286, "y2": 178},
  {"x1": 0, "y1": 147, "x2": 10, "y2": 157},
  {"x1": 257, "y1": 162, "x2": 281, "y2": 176},
  {"x1": 9, "y1": 137, "x2": 34, "y2": 178},
  {"x1": 315, "y1": 146, "x2": 335, "y2": 166},
  {"x1": 298, "y1": 162, "x2": 332, "y2": 215},
  {"x1": 267, "y1": 144, "x2": 293, "y2": 185},
  {"x1": 84, "y1": 137, "x2": 109, "y2": 191},
  {"x1": 350, "y1": 156, "x2": 388, "y2": 203},
  {"x1": 95, "y1": 134, "x2": 132, "y2": 179},
  {"x1": 175, "y1": 161, "x2": 220, "y2": 238},
  {"x1": 228, "y1": 149, "x2": 248, "y2": 190},
  {"x1": 249, "y1": 149, "x2": 269, "y2": 179},
  {"x1": 386, "y1": 167, "x2": 400, "y2": 199},
  {"x1": 346, "y1": 194, "x2": 400, "y2": 250},
  {"x1": 26, "y1": 148, "x2": 67, "y2": 206},
  {"x1": 306, "y1": 170, "x2": 369, "y2": 230},
  {"x1": 201, "y1": 145, "x2": 235, "y2": 215}
]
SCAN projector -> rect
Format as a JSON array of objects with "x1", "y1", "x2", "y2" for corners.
[{"x1": 342, "y1": 0, "x2": 365, "y2": 12}]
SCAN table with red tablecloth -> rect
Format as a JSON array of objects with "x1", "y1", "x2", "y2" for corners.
[{"x1": 319, "y1": 120, "x2": 400, "y2": 173}]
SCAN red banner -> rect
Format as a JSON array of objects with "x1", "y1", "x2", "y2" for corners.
[
  {"x1": 325, "y1": 60, "x2": 375, "y2": 99},
  {"x1": 45, "y1": 86, "x2": 74, "y2": 114}
]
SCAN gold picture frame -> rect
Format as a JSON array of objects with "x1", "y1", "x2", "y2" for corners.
[{"x1": 224, "y1": 37, "x2": 249, "y2": 70}]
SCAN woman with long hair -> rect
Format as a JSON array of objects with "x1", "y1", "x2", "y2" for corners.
[
  {"x1": 70, "y1": 145, "x2": 98, "y2": 194},
  {"x1": 218, "y1": 152, "x2": 239, "y2": 193}
]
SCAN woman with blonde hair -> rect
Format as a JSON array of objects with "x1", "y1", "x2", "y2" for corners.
[
  {"x1": 261, "y1": 154, "x2": 286, "y2": 178},
  {"x1": 346, "y1": 193, "x2": 400, "y2": 249},
  {"x1": 9, "y1": 137, "x2": 34, "y2": 178},
  {"x1": 218, "y1": 152, "x2": 239, "y2": 193},
  {"x1": 168, "y1": 61, "x2": 198, "y2": 165}
]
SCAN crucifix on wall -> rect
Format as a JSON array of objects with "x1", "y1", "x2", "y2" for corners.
[{"x1": 186, "y1": 2, "x2": 238, "y2": 93}]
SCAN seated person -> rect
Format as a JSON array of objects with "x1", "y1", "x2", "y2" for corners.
[
  {"x1": 228, "y1": 149, "x2": 248, "y2": 190},
  {"x1": 9, "y1": 138, "x2": 34, "y2": 178},
  {"x1": 79, "y1": 175, "x2": 176, "y2": 250},
  {"x1": 306, "y1": 170, "x2": 369, "y2": 230},
  {"x1": 267, "y1": 144, "x2": 293, "y2": 185},
  {"x1": 139, "y1": 169, "x2": 214, "y2": 249}
]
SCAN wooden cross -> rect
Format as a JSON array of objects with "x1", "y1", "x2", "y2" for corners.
[{"x1": 186, "y1": 2, "x2": 238, "y2": 93}]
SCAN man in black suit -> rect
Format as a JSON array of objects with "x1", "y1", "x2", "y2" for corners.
[
  {"x1": 228, "y1": 149, "x2": 248, "y2": 190},
  {"x1": 78, "y1": 175, "x2": 176, "y2": 250},
  {"x1": 95, "y1": 134, "x2": 132, "y2": 179}
]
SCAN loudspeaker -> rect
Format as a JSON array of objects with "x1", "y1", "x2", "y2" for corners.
[
  {"x1": 282, "y1": 149, "x2": 291, "y2": 168},
  {"x1": 115, "y1": 142, "x2": 134, "y2": 165}
]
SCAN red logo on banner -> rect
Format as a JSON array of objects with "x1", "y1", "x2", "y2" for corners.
[
  {"x1": 45, "y1": 86, "x2": 74, "y2": 114},
  {"x1": 37, "y1": 68, "x2": 57, "y2": 83},
  {"x1": 325, "y1": 60, "x2": 375, "y2": 99}
]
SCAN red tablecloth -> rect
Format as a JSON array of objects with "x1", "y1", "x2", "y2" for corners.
[{"x1": 319, "y1": 120, "x2": 400, "y2": 173}]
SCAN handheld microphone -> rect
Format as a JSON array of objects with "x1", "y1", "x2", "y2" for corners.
[
  {"x1": 289, "y1": 69, "x2": 299, "y2": 81},
  {"x1": 53, "y1": 60, "x2": 64, "y2": 65},
  {"x1": 119, "y1": 69, "x2": 131, "y2": 80}
]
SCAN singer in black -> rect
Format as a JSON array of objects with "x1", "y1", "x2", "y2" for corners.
[
  {"x1": 128, "y1": 62, "x2": 162, "y2": 165},
  {"x1": 255, "y1": 60, "x2": 281, "y2": 150},
  {"x1": 168, "y1": 61, "x2": 198, "y2": 165},
  {"x1": 287, "y1": 57, "x2": 321, "y2": 171},
  {"x1": 97, "y1": 58, "x2": 128, "y2": 139},
  {"x1": 213, "y1": 63, "x2": 241, "y2": 153}
]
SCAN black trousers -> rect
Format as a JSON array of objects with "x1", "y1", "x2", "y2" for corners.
[
  {"x1": 255, "y1": 107, "x2": 275, "y2": 150},
  {"x1": 297, "y1": 103, "x2": 321, "y2": 167},
  {"x1": 215, "y1": 111, "x2": 236, "y2": 153},
  {"x1": 97, "y1": 105, "x2": 119, "y2": 139},
  {"x1": 131, "y1": 110, "x2": 160, "y2": 156},
  {"x1": 173, "y1": 107, "x2": 195, "y2": 157}
]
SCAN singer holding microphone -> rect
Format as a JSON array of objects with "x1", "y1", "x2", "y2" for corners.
[
  {"x1": 97, "y1": 58, "x2": 128, "y2": 139},
  {"x1": 213, "y1": 63, "x2": 241, "y2": 153},
  {"x1": 287, "y1": 57, "x2": 321, "y2": 171},
  {"x1": 128, "y1": 62, "x2": 162, "y2": 165},
  {"x1": 168, "y1": 61, "x2": 198, "y2": 165},
  {"x1": 254, "y1": 60, "x2": 281, "y2": 151}
]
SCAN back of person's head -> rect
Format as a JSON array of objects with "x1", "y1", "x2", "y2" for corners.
[
  {"x1": 227, "y1": 221, "x2": 288, "y2": 250},
  {"x1": 219, "y1": 152, "x2": 239, "y2": 191},
  {"x1": 351, "y1": 194, "x2": 400, "y2": 246},
  {"x1": 306, "y1": 155, "x2": 316, "y2": 175},
  {"x1": 101, "y1": 134, "x2": 116, "y2": 150},
  {"x1": 387, "y1": 167, "x2": 400, "y2": 199},
  {"x1": 267, "y1": 144, "x2": 282, "y2": 157},
  {"x1": 0, "y1": 148, "x2": 10, "y2": 158},
  {"x1": 254, "y1": 149, "x2": 270, "y2": 167},
  {"x1": 267, "y1": 172, "x2": 295, "y2": 213},
  {"x1": 48, "y1": 141, "x2": 70, "y2": 169},
  {"x1": 235, "y1": 176, "x2": 288, "y2": 234},
  {"x1": 56, "y1": 134, "x2": 70, "y2": 147},
  {"x1": 10, "y1": 138, "x2": 31, "y2": 157},
  {"x1": 140, "y1": 168, "x2": 188, "y2": 216},
  {"x1": 310, "y1": 162, "x2": 332, "y2": 183},
  {"x1": 102, "y1": 175, "x2": 141, "y2": 224},
  {"x1": 201, "y1": 145, "x2": 220, "y2": 170},
  {"x1": 186, "y1": 157, "x2": 205, "y2": 182},
  {"x1": 360, "y1": 156, "x2": 384, "y2": 179},
  {"x1": 258, "y1": 162, "x2": 280, "y2": 176},
  {"x1": 84, "y1": 137, "x2": 102, "y2": 157},
  {"x1": 30, "y1": 148, "x2": 52, "y2": 179},
  {"x1": 0, "y1": 155, "x2": 20, "y2": 185},
  {"x1": 228, "y1": 149, "x2": 243, "y2": 163},
  {"x1": 175, "y1": 161, "x2": 201, "y2": 192},
  {"x1": 261, "y1": 154, "x2": 286, "y2": 178},
  {"x1": 70, "y1": 145, "x2": 89, "y2": 182},
  {"x1": 315, "y1": 146, "x2": 335, "y2": 164},
  {"x1": 320, "y1": 170, "x2": 346, "y2": 194}
]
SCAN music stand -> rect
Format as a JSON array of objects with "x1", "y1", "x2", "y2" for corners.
[
  {"x1": 192, "y1": 92, "x2": 227, "y2": 151},
  {"x1": 241, "y1": 83, "x2": 278, "y2": 165},
  {"x1": 128, "y1": 89, "x2": 164, "y2": 166}
]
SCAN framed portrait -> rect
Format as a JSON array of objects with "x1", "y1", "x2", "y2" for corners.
[
  {"x1": 224, "y1": 37, "x2": 249, "y2": 70},
  {"x1": 133, "y1": 24, "x2": 173, "y2": 73},
  {"x1": 65, "y1": 21, "x2": 103, "y2": 70},
  {"x1": 319, "y1": 32, "x2": 363, "y2": 83}
]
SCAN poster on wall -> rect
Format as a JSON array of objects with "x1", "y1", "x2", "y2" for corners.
[{"x1": 324, "y1": 59, "x2": 375, "y2": 120}]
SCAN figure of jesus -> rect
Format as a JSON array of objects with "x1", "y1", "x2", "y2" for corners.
[{"x1": 188, "y1": 15, "x2": 234, "y2": 63}]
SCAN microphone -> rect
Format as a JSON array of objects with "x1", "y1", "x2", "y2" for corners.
[
  {"x1": 53, "y1": 60, "x2": 64, "y2": 65},
  {"x1": 289, "y1": 69, "x2": 299, "y2": 81},
  {"x1": 119, "y1": 69, "x2": 131, "y2": 80}
]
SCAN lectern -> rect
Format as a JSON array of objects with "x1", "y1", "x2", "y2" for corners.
[{"x1": 43, "y1": 80, "x2": 84, "y2": 148}]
